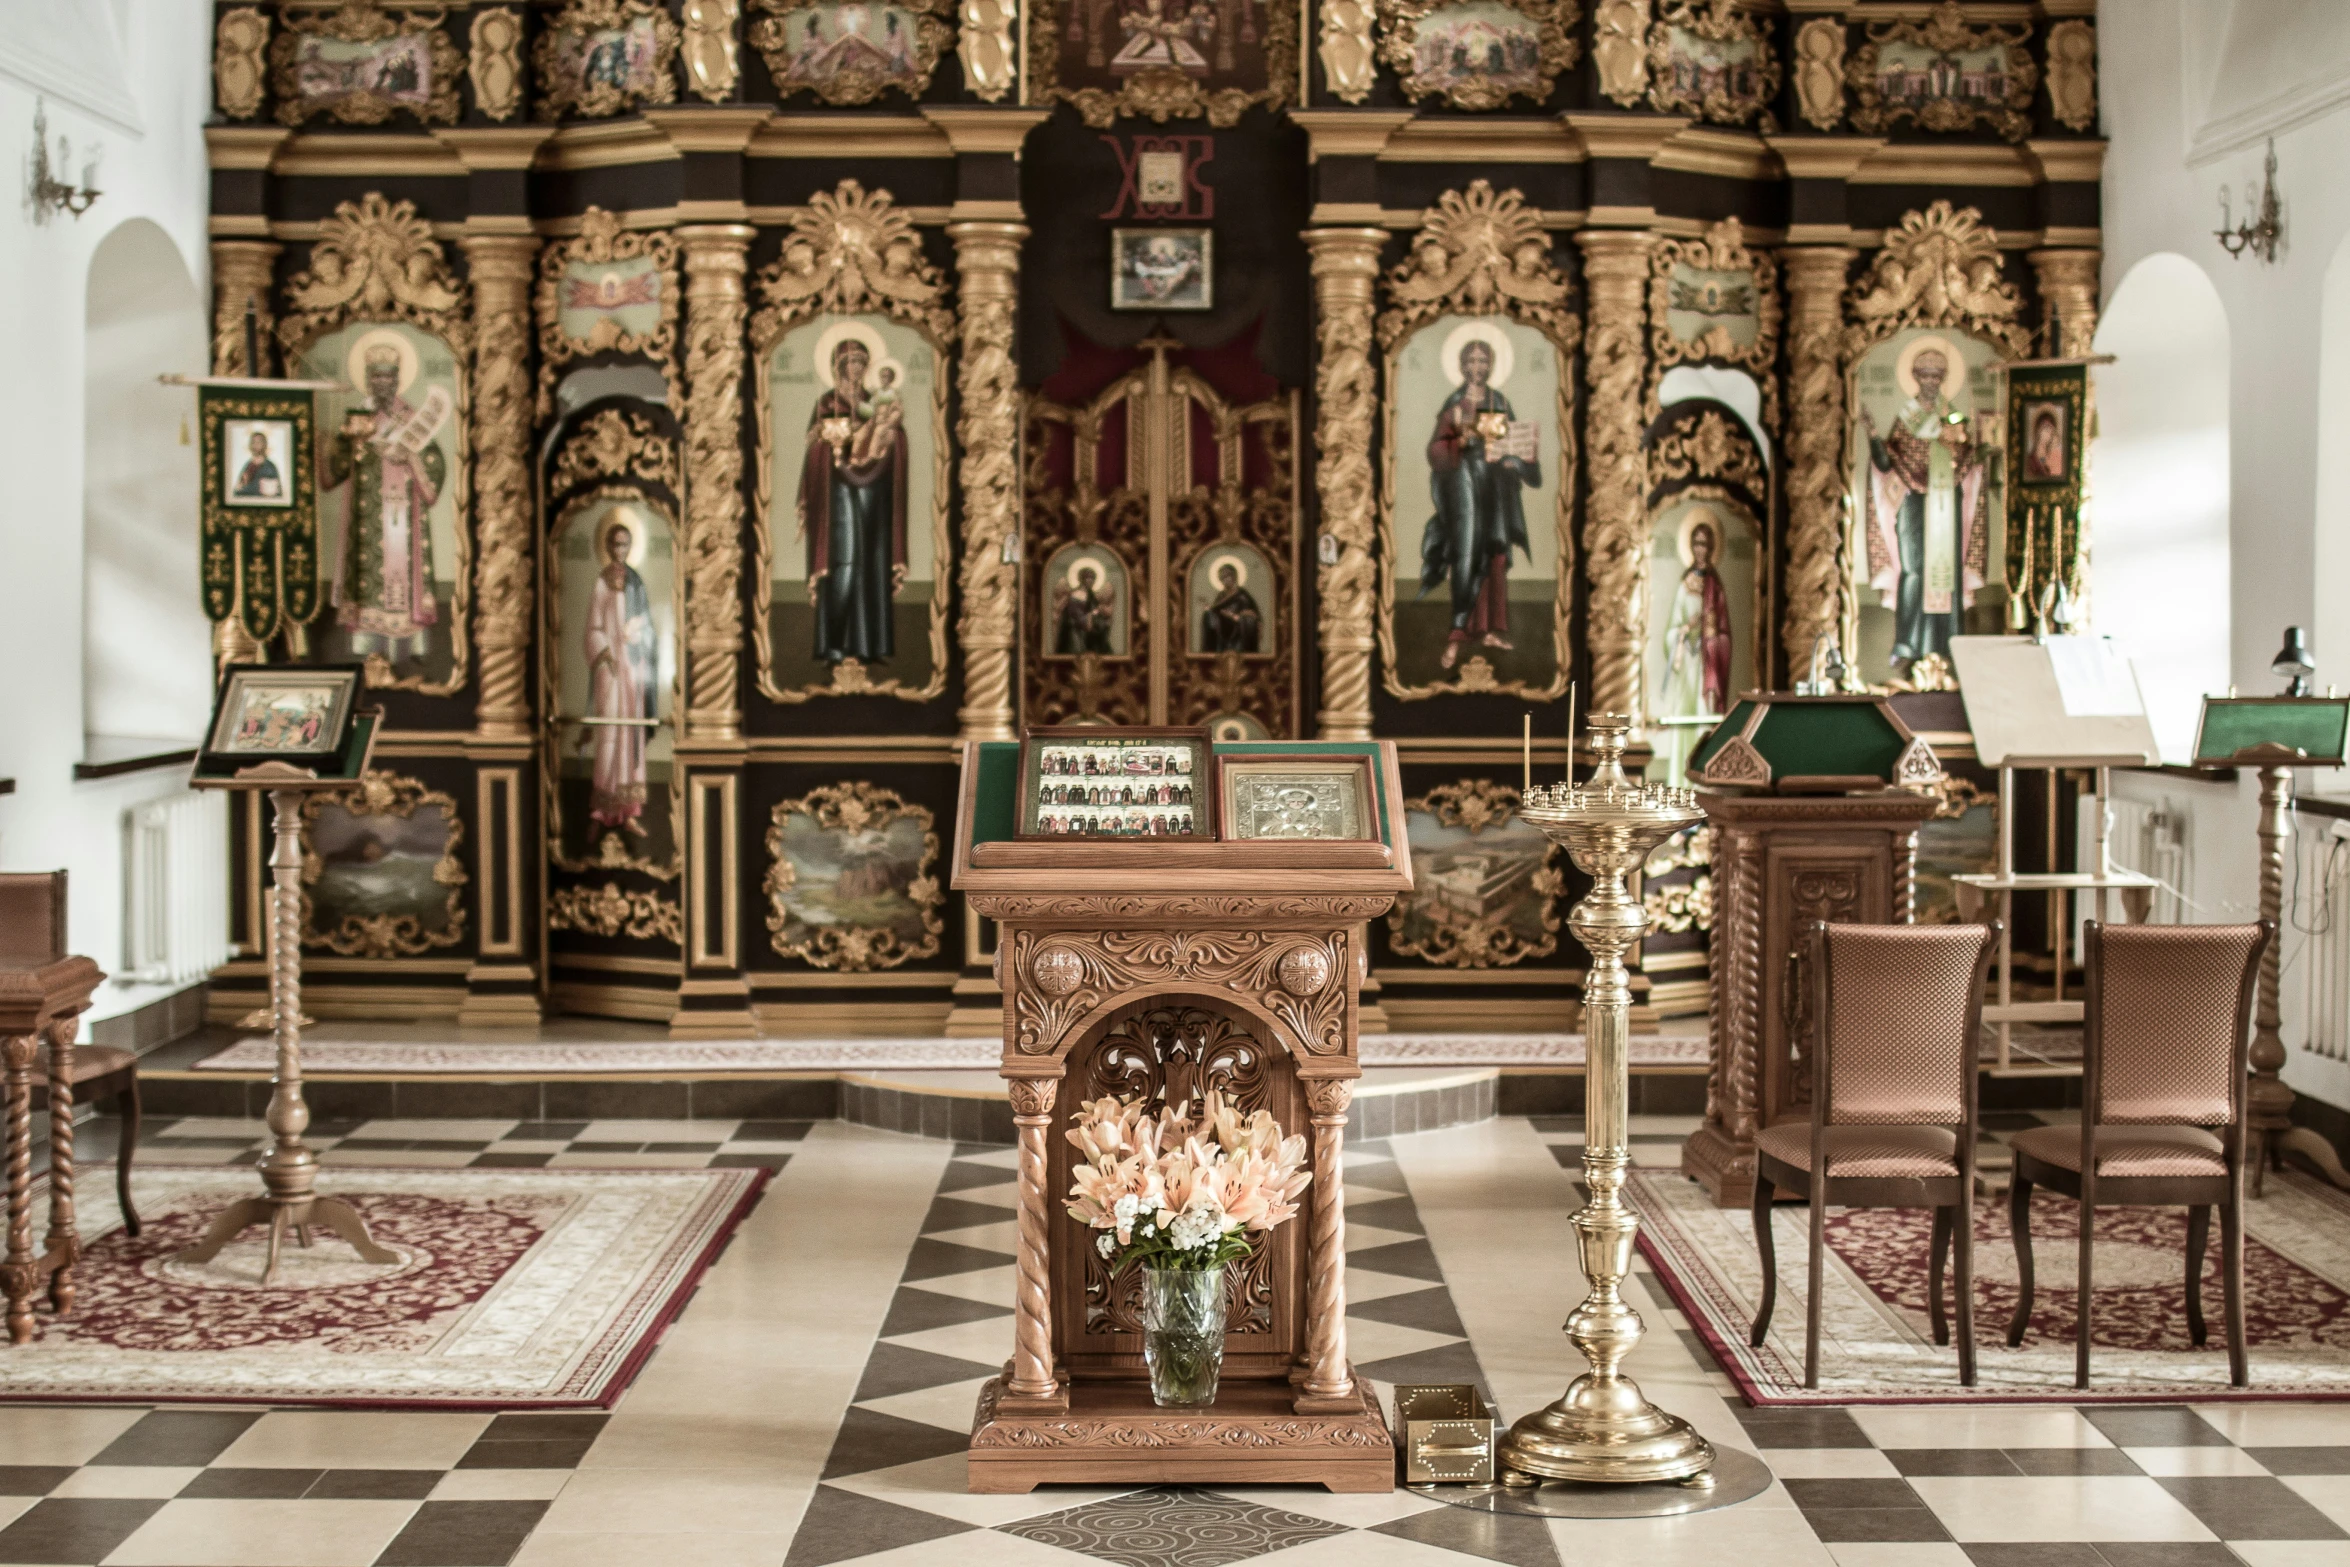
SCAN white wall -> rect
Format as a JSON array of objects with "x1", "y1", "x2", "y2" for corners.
[
  {"x1": 2099, "y1": 0, "x2": 2350, "y2": 1110},
  {"x1": 0, "y1": 1, "x2": 214, "y2": 1010}
]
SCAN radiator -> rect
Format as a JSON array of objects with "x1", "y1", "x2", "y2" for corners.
[
  {"x1": 2297, "y1": 814, "x2": 2350, "y2": 1065},
  {"x1": 2090, "y1": 793, "x2": 2193, "y2": 924},
  {"x1": 124, "y1": 791, "x2": 232, "y2": 986}
]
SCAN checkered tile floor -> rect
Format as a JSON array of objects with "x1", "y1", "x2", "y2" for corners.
[
  {"x1": 0, "y1": 1115, "x2": 2339, "y2": 1565},
  {"x1": 105, "y1": 1114, "x2": 806, "y2": 1170}
]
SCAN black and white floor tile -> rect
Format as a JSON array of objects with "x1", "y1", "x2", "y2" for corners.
[{"x1": 0, "y1": 1114, "x2": 2339, "y2": 1565}]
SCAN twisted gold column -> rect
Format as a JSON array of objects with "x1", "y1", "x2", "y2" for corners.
[
  {"x1": 1003, "y1": 1075, "x2": 1067, "y2": 1410},
  {"x1": 1298, "y1": 1076, "x2": 1356, "y2": 1409},
  {"x1": 1780, "y1": 247, "x2": 1856, "y2": 677},
  {"x1": 463, "y1": 234, "x2": 538, "y2": 740},
  {"x1": 678, "y1": 225, "x2": 755, "y2": 743},
  {"x1": 2027, "y1": 249, "x2": 2101, "y2": 359},
  {"x1": 1304, "y1": 228, "x2": 1386, "y2": 741},
  {"x1": 1578, "y1": 232, "x2": 1654, "y2": 723},
  {"x1": 950, "y1": 220, "x2": 1027, "y2": 743},
  {"x1": 210, "y1": 239, "x2": 281, "y2": 376}
]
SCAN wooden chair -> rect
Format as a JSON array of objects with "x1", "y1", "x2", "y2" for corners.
[
  {"x1": 1751, "y1": 919, "x2": 1998, "y2": 1388},
  {"x1": 32, "y1": 1050, "x2": 143, "y2": 1237},
  {"x1": 2006, "y1": 920, "x2": 2271, "y2": 1389}
]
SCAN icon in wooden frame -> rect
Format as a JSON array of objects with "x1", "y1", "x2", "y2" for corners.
[
  {"x1": 202, "y1": 663, "x2": 365, "y2": 772},
  {"x1": 1217, "y1": 753, "x2": 1378, "y2": 842},
  {"x1": 1016, "y1": 725, "x2": 1214, "y2": 841}
]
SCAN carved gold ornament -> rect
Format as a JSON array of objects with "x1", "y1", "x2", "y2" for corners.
[
  {"x1": 549, "y1": 882, "x2": 683, "y2": 942},
  {"x1": 535, "y1": 208, "x2": 680, "y2": 419},
  {"x1": 270, "y1": 2, "x2": 463, "y2": 127},
  {"x1": 2045, "y1": 20, "x2": 2096, "y2": 133},
  {"x1": 1643, "y1": 872, "x2": 1713, "y2": 934},
  {"x1": 1378, "y1": 0, "x2": 1578, "y2": 111},
  {"x1": 1646, "y1": 0, "x2": 1779, "y2": 128},
  {"x1": 1841, "y1": 201, "x2": 2030, "y2": 363},
  {"x1": 1387, "y1": 779, "x2": 1565, "y2": 968},
  {"x1": 542, "y1": 482, "x2": 684, "y2": 880},
  {"x1": 951, "y1": 220, "x2": 1027, "y2": 742},
  {"x1": 682, "y1": 0, "x2": 743, "y2": 100},
  {"x1": 1594, "y1": 0, "x2": 1648, "y2": 105},
  {"x1": 1847, "y1": 0, "x2": 2035, "y2": 144},
  {"x1": 215, "y1": 7, "x2": 270, "y2": 119},
  {"x1": 1319, "y1": 0, "x2": 1376, "y2": 102},
  {"x1": 751, "y1": 0, "x2": 953, "y2": 105},
  {"x1": 535, "y1": 0, "x2": 681, "y2": 118},
  {"x1": 1028, "y1": 0, "x2": 1296, "y2": 126},
  {"x1": 750, "y1": 181, "x2": 954, "y2": 705},
  {"x1": 1650, "y1": 412, "x2": 1765, "y2": 492},
  {"x1": 300, "y1": 771, "x2": 469, "y2": 957},
  {"x1": 469, "y1": 8, "x2": 524, "y2": 120},
  {"x1": 1647, "y1": 217, "x2": 1779, "y2": 423},
  {"x1": 958, "y1": 0, "x2": 1016, "y2": 101},
  {"x1": 1304, "y1": 229, "x2": 1385, "y2": 740},
  {"x1": 1376, "y1": 183, "x2": 1580, "y2": 704},
  {"x1": 763, "y1": 782, "x2": 945, "y2": 971},
  {"x1": 280, "y1": 194, "x2": 476, "y2": 698},
  {"x1": 1791, "y1": 16, "x2": 1843, "y2": 130},
  {"x1": 678, "y1": 228, "x2": 753, "y2": 743},
  {"x1": 550, "y1": 409, "x2": 681, "y2": 496}
]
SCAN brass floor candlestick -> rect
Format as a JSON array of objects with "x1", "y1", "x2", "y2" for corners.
[
  {"x1": 1503, "y1": 714, "x2": 1714, "y2": 1487},
  {"x1": 176, "y1": 787, "x2": 397, "y2": 1285}
]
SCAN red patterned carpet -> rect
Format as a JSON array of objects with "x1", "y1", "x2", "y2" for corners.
[
  {"x1": 0, "y1": 1165, "x2": 766, "y2": 1408},
  {"x1": 1632, "y1": 1167, "x2": 2350, "y2": 1403}
]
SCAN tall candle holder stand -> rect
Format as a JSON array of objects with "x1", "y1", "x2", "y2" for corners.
[{"x1": 1502, "y1": 713, "x2": 1714, "y2": 1487}]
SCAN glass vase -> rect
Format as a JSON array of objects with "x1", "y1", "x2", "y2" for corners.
[{"x1": 1140, "y1": 1263, "x2": 1226, "y2": 1408}]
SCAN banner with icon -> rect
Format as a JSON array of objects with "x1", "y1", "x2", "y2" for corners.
[{"x1": 198, "y1": 384, "x2": 320, "y2": 643}]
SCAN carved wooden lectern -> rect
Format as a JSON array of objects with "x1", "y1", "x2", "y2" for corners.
[{"x1": 951, "y1": 742, "x2": 1411, "y2": 1494}]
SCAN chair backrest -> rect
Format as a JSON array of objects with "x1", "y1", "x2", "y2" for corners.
[
  {"x1": 0, "y1": 872, "x2": 65, "y2": 969},
  {"x1": 1815, "y1": 922, "x2": 1995, "y2": 1126},
  {"x1": 2087, "y1": 921, "x2": 2270, "y2": 1127}
]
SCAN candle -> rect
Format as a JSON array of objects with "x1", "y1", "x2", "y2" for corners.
[
  {"x1": 1564, "y1": 683, "x2": 1576, "y2": 784},
  {"x1": 1522, "y1": 714, "x2": 1531, "y2": 794}
]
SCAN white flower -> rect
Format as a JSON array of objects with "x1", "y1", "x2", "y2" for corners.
[
  {"x1": 1113, "y1": 1193, "x2": 1141, "y2": 1225},
  {"x1": 1168, "y1": 1203, "x2": 1226, "y2": 1253},
  {"x1": 1096, "y1": 1232, "x2": 1115, "y2": 1259}
]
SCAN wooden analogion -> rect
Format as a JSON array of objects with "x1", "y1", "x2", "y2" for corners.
[{"x1": 951, "y1": 740, "x2": 1409, "y2": 1493}]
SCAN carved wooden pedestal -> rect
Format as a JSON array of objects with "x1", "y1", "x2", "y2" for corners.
[
  {"x1": 0, "y1": 957, "x2": 102, "y2": 1344},
  {"x1": 955, "y1": 774, "x2": 1410, "y2": 1493},
  {"x1": 1681, "y1": 791, "x2": 1938, "y2": 1207}
]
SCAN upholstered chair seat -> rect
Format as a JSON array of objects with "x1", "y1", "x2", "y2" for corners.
[
  {"x1": 1754, "y1": 1123, "x2": 1959, "y2": 1180},
  {"x1": 2006, "y1": 1123, "x2": 2226, "y2": 1179}
]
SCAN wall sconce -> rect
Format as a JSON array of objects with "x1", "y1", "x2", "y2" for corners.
[
  {"x1": 25, "y1": 99, "x2": 100, "y2": 226},
  {"x1": 2216, "y1": 139, "x2": 2281, "y2": 263}
]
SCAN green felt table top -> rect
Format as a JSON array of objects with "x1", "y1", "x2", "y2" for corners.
[
  {"x1": 2194, "y1": 698, "x2": 2350, "y2": 766},
  {"x1": 1688, "y1": 696, "x2": 1907, "y2": 783}
]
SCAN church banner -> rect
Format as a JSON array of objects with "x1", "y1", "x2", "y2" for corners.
[
  {"x1": 2003, "y1": 361, "x2": 2090, "y2": 633},
  {"x1": 198, "y1": 383, "x2": 320, "y2": 643}
]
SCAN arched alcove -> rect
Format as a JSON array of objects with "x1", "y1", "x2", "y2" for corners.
[
  {"x1": 83, "y1": 217, "x2": 210, "y2": 751},
  {"x1": 1657, "y1": 365, "x2": 1769, "y2": 465},
  {"x1": 2090, "y1": 253, "x2": 2231, "y2": 761}
]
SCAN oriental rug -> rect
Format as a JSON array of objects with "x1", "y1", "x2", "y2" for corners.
[
  {"x1": 0, "y1": 1164, "x2": 766, "y2": 1409},
  {"x1": 188, "y1": 1031, "x2": 1714, "y2": 1074},
  {"x1": 1629, "y1": 1166, "x2": 2350, "y2": 1404}
]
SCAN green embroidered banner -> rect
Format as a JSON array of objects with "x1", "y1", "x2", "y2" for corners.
[
  {"x1": 2003, "y1": 361, "x2": 2090, "y2": 632},
  {"x1": 198, "y1": 384, "x2": 319, "y2": 643}
]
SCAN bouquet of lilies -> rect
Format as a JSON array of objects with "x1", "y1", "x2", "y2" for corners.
[{"x1": 1065, "y1": 1090, "x2": 1313, "y2": 1274}]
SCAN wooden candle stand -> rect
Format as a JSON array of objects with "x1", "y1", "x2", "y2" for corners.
[{"x1": 952, "y1": 742, "x2": 1411, "y2": 1494}]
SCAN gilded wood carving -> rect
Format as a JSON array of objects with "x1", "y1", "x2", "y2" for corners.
[
  {"x1": 1318, "y1": 0, "x2": 1376, "y2": 102},
  {"x1": 1375, "y1": 182, "x2": 1580, "y2": 703},
  {"x1": 1581, "y1": 229, "x2": 1654, "y2": 722},
  {"x1": 1846, "y1": 0, "x2": 2035, "y2": 144},
  {"x1": 549, "y1": 409, "x2": 682, "y2": 497},
  {"x1": 1791, "y1": 16, "x2": 1843, "y2": 130},
  {"x1": 300, "y1": 770, "x2": 469, "y2": 957},
  {"x1": 1650, "y1": 411, "x2": 1765, "y2": 494},
  {"x1": 535, "y1": 208, "x2": 680, "y2": 420},
  {"x1": 950, "y1": 221, "x2": 1027, "y2": 742},
  {"x1": 1304, "y1": 230, "x2": 1385, "y2": 740},
  {"x1": 548, "y1": 883, "x2": 683, "y2": 942},
  {"x1": 534, "y1": 0, "x2": 681, "y2": 118},
  {"x1": 1377, "y1": 0, "x2": 1577, "y2": 110},
  {"x1": 215, "y1": 8, "x2": 270, "y2": 119},
  {"x1": 2046, "y1": 20, "x2": 2096, "y2": 134},
  {"x1": 279, "y1": 194, "x2": 476, "y2": 697},
  {"x1": 468, "y1": 8, "x2": 524, "y2": 120},
  {"x1": 763, "y1": 782, "x2": 945, "y2": 970},
  {"x1": 1593, "y1": 0, "x2": 1649, "y2": 106},
  {"x1": 682, "y1": 0, "x2": 743, "y2": 100},
  {"x1": 1386, "y1": 779, "x2": 1563, "y2": 968},
  {"x1": 463, "y1": 233, "x2": 537, "y2": 741},
  {"x1": 679, "y1": 226, "x2": 754, "y2": 742},
  {"x1": 750, "y1": 0, "x2": 954, "y2": 104},
  {"x1": 269, "y1": 2, "x2": 463, "y2": 127},
  {"x1": 1646, "y1": 0, "x2": 1778, "y2": 128},
  {"x1": 750, "y1": 181, "x2": 955, "y2": 705},
  {"x1": 958, "y1": 0, "x2": 1017, "y2": 100},
  {"x1": 1647, "y1": 217, "x2": 1779, "y2": 426},
  {"x1": 1778, "y1": 246, "x2": 1852, "y2": 691},
  {"x1": 1029, "y1": 0, "x2": 1297, "y2": 125}
]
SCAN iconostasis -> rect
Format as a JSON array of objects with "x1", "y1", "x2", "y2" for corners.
[{"x1": 200, "y1": 0, "x2": 2103, "y2": 1036}]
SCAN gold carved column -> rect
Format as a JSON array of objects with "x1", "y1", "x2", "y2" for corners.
[
  {"x1": 210, "y1": 239, "x2": 283, "y2": 670},
  {"x1": 677, "y1": 224, "x2": 755, "y2": 743},
  {"x1": 948, "y1": 218, "x2": 1029, "y2": 743},
  {"x1": 1780, "y1": 246, "x2": 1856, "y2": 675},
  {"x1": 1303, "y1": 228, "x2": 1386, "y2": 742},
  {"x1": 1578, "y1": 230, "x2": 1654, "y2": 721},
  {"x1": 461, "y1": 233, "x2": 539, "y2": 740},
  {"x1": 2029, "y1": 249, "x2": 2101, "y2": 358}
]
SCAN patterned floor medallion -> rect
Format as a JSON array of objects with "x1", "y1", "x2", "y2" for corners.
[
  {"x1": 1000, "y1": 1487, "x2": 1352, "y2": 1565},
  {"x1": 0, "y1": 1165, "x2": 765, "y2": 1408}
]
